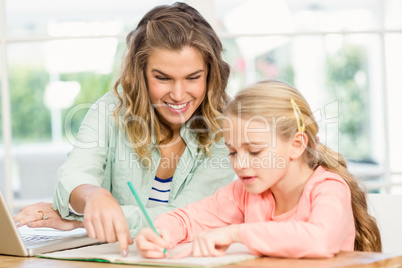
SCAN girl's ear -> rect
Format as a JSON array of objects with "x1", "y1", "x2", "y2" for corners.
[{"x1": 289, "y1": 132, "x2": 308, "y2": 160}]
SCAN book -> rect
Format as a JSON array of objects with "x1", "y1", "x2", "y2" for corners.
[{"x1": 36, "y1": 242, "x2": 257, "y2": 267}]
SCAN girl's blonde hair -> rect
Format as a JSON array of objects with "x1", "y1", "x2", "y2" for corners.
[
  {"x1": 113, "y1": 2, "x2": 230, "y2": 165},
  {"x1": 226, "y1": 80, "x2": 382, "y2": 252}
]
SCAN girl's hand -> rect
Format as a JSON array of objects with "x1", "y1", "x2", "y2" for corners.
[
  {"x1": 173, "y1": 225, "x2": 241, "y2": 259},
  {"x1": 135, "y1": 228, "x2": 174, "y2": 258},
  {"x1": 13, "y1": 202, "x2": 83, "y2": 230},
  {"x1": 81, "y1": 188, "x2": 133, "y2": 256}
]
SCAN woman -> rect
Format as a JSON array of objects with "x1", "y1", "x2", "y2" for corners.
[{"x1": 14, "y1": 2, "x2": 235, "y2": 257}]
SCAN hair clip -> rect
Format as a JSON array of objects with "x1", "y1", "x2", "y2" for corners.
[{"x1": 290, "y1": 98, "x2": 305, "y2": 133}]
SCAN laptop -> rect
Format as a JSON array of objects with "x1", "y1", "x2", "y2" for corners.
[{"x1": 0, "y1": 190, "x2": 99, "y2": 256}]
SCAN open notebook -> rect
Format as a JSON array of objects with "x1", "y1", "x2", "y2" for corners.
[{"x1": 37, "y1": 242, "x2": 257, "y2": 267}]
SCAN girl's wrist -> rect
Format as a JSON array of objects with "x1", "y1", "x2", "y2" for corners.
[{"x1": 229, "y1": 224, "x2": 241, "y2": 243}]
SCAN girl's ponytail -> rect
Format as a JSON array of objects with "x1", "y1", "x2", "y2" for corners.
[{"x1": 315, "y1": 143, "x2": 382, "y2": 252}]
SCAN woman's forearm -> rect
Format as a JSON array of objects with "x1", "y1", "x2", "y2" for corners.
[{"x1": 69, "y1": 184, "x2": 110, "y2": 214}]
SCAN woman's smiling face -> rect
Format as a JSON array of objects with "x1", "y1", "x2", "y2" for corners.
[{"x1": 146, "y1": 46, "x2": 207, "y2": 131}]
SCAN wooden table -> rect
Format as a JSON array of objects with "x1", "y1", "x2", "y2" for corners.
[{"x1": 0, "y1": 251, "x2": 401, "y2": 268}]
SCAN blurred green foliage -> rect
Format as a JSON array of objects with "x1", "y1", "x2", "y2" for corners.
[
  {"x1": 59, "y1": 41, "x2": 125, "y2": 138},
  {"x1": 0, "y1": 41, "x2": 126, "y2": 145},
  {"x1": 1, "y1": 67, "x2": 112, "y2": 144},
  {"x1": 326, "y1": 44, "x2": 371, "y2": 161},
  {"x1": 60, "y1": 72, "x2": 113, "y2": 137},
  {"x1": 8, "y1": 65, "x2": 51, "y2": 143}
]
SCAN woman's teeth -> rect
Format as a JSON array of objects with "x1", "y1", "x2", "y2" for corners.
[{"x1": 167, "y1": 102, "x2": 187, "y2": 110}]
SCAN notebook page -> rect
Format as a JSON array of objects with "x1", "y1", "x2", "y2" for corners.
[{"x1": 38, "y1": 242, "x2": 257, "y2": 267}]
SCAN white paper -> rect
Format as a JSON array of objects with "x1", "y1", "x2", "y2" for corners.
[{"x1": 38, "y1": 242, "x2": 257, "y2": 267}]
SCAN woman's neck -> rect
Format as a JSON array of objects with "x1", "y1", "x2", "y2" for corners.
[{"x1": 159, "y1": 124, "x2": 182, "y2": 144}]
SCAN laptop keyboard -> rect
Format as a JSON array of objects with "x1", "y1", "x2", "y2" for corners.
[{"x1": 21, "y1": 234, "x2": 64, "y2": 245}]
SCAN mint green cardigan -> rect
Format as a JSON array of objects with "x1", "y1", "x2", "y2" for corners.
[{"x1": 52, "y1": 92, "x2": 235, "y2": 237}]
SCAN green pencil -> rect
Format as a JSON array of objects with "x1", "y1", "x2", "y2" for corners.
[{"x1": 127, "y1": 181, "x2": 167, "y2": 254}]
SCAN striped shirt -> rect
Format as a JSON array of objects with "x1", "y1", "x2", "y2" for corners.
[{"x1": 146, "y1": 176, "x2": 172, "y2": 208}]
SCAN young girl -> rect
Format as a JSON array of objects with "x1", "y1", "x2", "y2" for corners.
[{"x1": 135, "y1": 80, "x2": 382, "y2": 258}]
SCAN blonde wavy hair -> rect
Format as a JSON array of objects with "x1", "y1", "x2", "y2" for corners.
[
  {"x1": 113, "y1": 2, "x2": 230, "y2": 165},
  {"x1": 226, "y1": 80, "x2": 382, "y2": 252}
]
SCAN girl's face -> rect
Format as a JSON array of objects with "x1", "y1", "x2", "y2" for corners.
[
  {"x1": 146, "y1": 46, "x2": 207, "y2": 132},
  {"x1": 223, "y1": 115, "x2": 292, "y2": 195}
]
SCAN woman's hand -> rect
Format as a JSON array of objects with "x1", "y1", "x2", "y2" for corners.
[
  {"x1": 76, "y1": 186, "x2": 133, "y2": 256},
  {"x1": 173, "y1": 225, "x2": 241, "y2": 259},
  {"x1": 13, "y1": 202, "x2": 83, "y2": 230},
  {"x1": 135, "y1": 228, "x2": 174, "y2": 258}
]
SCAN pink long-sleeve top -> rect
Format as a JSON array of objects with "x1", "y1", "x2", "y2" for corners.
[{"x1": 154, "y1": 166, "x2": 355, "y2": 258}]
